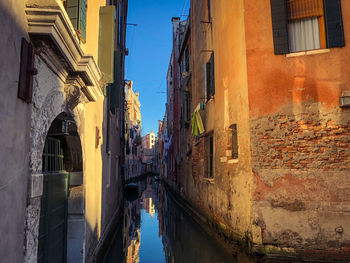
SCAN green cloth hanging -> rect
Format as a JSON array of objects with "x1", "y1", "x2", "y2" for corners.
[{"x1": 191, "y1": 110, "x2": 205, "y2": 136}]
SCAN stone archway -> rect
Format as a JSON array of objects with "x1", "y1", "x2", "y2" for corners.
[{"x1": 24, "y1": 83, "x2": 88, "y2": 262}]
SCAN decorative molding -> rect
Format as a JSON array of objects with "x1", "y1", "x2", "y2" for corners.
[{"x1": 25, "y1": 4, "x2": 102, "y2": 102}]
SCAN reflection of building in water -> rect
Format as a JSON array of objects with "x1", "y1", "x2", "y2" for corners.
[
  {"x1": 141, "y1": 178, "x2": 157, "y2": 217},
  {"x1": 159, "y1": 184, "x2": 239, "y2": 263},
  {"x1": 145, "y1": 198, "x2": 155, "y2": 217},
  {"x1": 126, "y1": 229, "x2": 141, "y2": 263},
  {"x1": 123, "y1": 198, "x2": 141, "y2": 263}
]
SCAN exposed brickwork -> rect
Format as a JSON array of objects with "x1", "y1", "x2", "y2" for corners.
[{"x1": 251, "y1": 109, "x2": 350, "y2": 171}]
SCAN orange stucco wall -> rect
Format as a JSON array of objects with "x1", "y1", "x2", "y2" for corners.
[{"x1": 244, "y1": 0, "x2": 350, "y2": 117}]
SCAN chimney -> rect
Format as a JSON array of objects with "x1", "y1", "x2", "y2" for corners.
[{"x1": 171, "y1": 17, "x2": 181, "y2": 37}]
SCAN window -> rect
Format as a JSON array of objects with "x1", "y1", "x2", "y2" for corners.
[
  {"x1": 231, "y1": 124, "x2": 238, "y2": 159},
  {"x1": 270, "y1": 0, "x2": 345, "y2": 54},
  {"x1": 205, "y1": 53, "x2": 215, "y2": 101},
  {"x1": 184, "y1": 46, "x2": 190, "y2": 72},
  {"x1": 65, "y1": 0, "x2": 87, "y2": 42},
  {"x1": 205, "y1": 133, "x2": 214, "y2": 178},
  {"x1": 288, "y1": 0, "x2": 326, "y2": 52},
  {"x1": 185, "y1": 92, "x2": 191, "y2": 122}
]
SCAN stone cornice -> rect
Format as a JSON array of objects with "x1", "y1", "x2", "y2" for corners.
[{"x1": 25, "y1": 5, "x2": 102, "y2": 102}]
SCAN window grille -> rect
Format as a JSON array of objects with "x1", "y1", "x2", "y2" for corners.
[{"x1": 42, "y1": 137, "x2": 65, "y2": 172}]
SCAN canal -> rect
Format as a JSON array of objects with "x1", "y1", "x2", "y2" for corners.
[{"x1": 103, "y1": 176, "x2": 258, "y2": 263}]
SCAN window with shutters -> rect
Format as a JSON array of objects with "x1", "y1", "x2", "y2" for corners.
[
  {"x1": 270, "y1": 0, "x2": 345, "y2": 54},
  {"x1": 205, "y1": 53, "x2": 215, "y2": 101},
  {"x1": 63, "y1": 0, "x2": 87, "y2": 43}
]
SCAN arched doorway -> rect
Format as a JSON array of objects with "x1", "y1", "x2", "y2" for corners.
[{"x1": 37, "y1": 113, "x2": 84, "y2": 263}]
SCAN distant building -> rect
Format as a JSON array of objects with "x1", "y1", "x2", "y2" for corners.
[
  {"x1": 125, "y1": 81, "x2": 142, "y2": 179},
  {"x1": 142, "y1": 130, "x2": 156, "y2": 149}
]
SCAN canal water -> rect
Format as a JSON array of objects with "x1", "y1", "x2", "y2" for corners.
[{"x1": 103, "y1": 176, "x2": 257, "y2": 263}]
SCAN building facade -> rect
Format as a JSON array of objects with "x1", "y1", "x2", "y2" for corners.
[
  {"x1": 163, "y1": 0, "x2": 350, "y2": 259},
  {"x1": 124, "y1": 80, "x2": 142, "y2": 180},
  {"x1": 142, "y1": 130, "x2": 156, "y2": 149},
  {"x1": 0, "y1": 0, "x2": 128, "y2": 262}
]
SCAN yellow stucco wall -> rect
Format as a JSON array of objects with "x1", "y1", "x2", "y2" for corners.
[
  {"x1": 81, "y1": 0, "x2": 107, "y2": 241},
  {"x1": 59, "y1": 0, "x2": 107, "y2": 243},
  {"x1": 188, "y1": 0, "x2": 254, "y2": 239}
]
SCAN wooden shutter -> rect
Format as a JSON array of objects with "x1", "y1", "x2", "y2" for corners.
[
  {"x1": 66, "y1": 0, "x2": 86, "y2": 42},
  {"x1": 231, "y1": 124, "x2": 238, "y2": 159},
  {"x1": 79, "y1": 0, "x2": 87, "y2": 41},
  {"x1": 110, "y1": 51, "x2": 122, "y2": 113},
  {"x1": 98, "y1": 5, "x2": 116, "y2": 84},
  {"x1": 205, "y1": 61, "x2": 211, "y2": 101},
  {"x1": 208, "y1": 0, "x2": 212, "y2": 22},
  {"x1": 209, "y1": 136, "x2": 214, "y2": 178},
  {"x1": 18, "y1": 38, "x2": 36, "y2": 103},
  {"x1": 66, "y1": 0, "x2": 79, "y2": 29},
  {"x1": 324, "y1": 0, "x2": 345, "y2": 48},
  {"x1": 204, "y1": 136, "x2": 209, "y2": 177},
  {"x1": 210, "y1": 53, "x2": 215, "y2": 96},
  {"x1": 270, "y1": 0, "x2": 289, "y2": 54}
]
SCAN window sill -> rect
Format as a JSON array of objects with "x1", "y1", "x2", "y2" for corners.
[
  {"x1": 206, "y1": 97, "x2": 214, "y2": 104},
  {"x1": 286, "y1": 49, "x2": 330, "y2": 58},
  {"x1": 228, "y1": 159, "x2": 238, "y2": 164},
  {"x1": 202, "y1": 178, "x2": 215, "y2": 184}
]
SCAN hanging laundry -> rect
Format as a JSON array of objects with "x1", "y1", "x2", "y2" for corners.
[{"x1": 191, "y1": 104, "x2": 205, "y2": 136}]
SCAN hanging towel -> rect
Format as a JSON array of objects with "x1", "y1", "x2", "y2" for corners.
[
  {"x1": 195, "y1": 111, "x2": 204, "y2": 134},
  {"x1": 192, "y1": 113, "x2": 198, "y2": 136},
  {"x1": 191, "y1": 110, "x2": 205, "y2": 136}
]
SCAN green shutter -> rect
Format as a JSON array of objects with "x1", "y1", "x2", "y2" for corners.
[
  {"x1": 66, "y1": 0, "x2": 86, "y2": 42},
  {"x1": 110, "y1": 51, "x2": 122, "y2": 112},
  {"x1": 79, "y1": 0, "x2": 87, "y2": 42},
  {"x1": 210, "y1": 52, "x2": 215, "y2": 96},
  {"x1": 66, "y1": 0, "x2": 79, "y2": 29},
  {"x1": 324, "y1": 0, "x2": 345, "y2": 48},
  {"x1": 270, "y1": 0, "x2": 289, "y2": 54},
  {"x1": 98, "y1": 6, "x2": 116, "y2": 85}
]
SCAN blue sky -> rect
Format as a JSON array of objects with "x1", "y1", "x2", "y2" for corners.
[{"x1": 126, "y1": 0, "x2": 190, "y2": 136}]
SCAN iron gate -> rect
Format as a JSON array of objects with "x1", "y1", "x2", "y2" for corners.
[{"x1": 38, "y1": 137, "x2": 68, "y2": 263}]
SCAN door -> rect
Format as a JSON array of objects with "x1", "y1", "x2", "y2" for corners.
[{"x1": 38, "y1": 137, "x2": 68, "y2": 263}]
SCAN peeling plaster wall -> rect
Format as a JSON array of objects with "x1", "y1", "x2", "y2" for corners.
[{"x1": 0, "y1": 0, "x2": 31, "y2": 262}]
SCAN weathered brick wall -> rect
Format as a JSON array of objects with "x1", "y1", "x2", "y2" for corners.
[
  {"x1": 251, "y1": 106, "x2": 350, "y2": 171},
  {"x1": 251, "y1": 104, "x2": 350, "y2": 250}
]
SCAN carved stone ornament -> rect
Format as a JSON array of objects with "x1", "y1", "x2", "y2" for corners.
[{"x1": 25, "y1": 1, "x2": 103, "y2": 102}]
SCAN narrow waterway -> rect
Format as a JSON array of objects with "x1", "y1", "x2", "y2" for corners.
[{"x1": 104, "y1": 176, "x2": 257, "y2": 263}]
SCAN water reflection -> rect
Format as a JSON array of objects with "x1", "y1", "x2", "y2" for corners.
[{"x1": 104, "y1": 177, "x2": 254, "y2": 263}]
